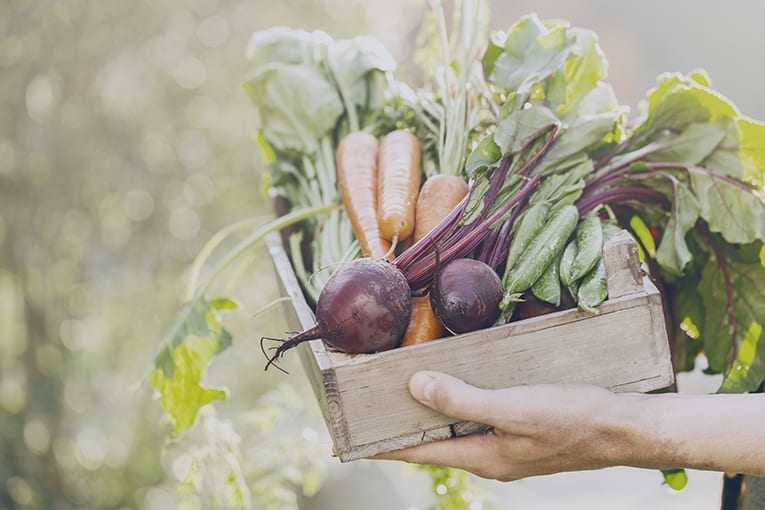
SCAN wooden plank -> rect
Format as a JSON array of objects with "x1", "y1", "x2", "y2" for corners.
[{"x1": 602, "y1": 230, "x2": 644, "y2": 298}]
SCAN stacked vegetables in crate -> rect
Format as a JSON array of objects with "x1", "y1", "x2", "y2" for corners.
[{"x1": 151, "y1": 7, "x2": 765, "y2": 449}]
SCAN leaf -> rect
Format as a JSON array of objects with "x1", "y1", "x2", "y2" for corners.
[
  {"x1": 488, "y1": 14, "x2": 610, "y2": 120},
  {"x1": 534, "y1": 112, "x2": 618, "y2": 175},
  {"x1": 489, "y1": 14, "x2": 556, "y2": 91},
  {"x1": 209, "y1": 297, "x2": 239, "y2": 311},
  {"x1": 546, "y1": 27, "x2": 610, "y2": 120},
  {"x1": 646, "y1": 121, "x2": 727, "y2": 166},
  {"x1": 698, "y1": 253, "x2": 765, "y2": 394},
  {"x1": 481, "y1": 30, "x2": 506, "y2": 79},
  {"x1": 662, "y1": 469, "x2": 688, "y2": 491},
  {"x1": 465, "y1": 133, "x2": 502, "y2": 177},
  {"x1": 718, "y1": 322, "x2": 763, "y2": 394},
  {"x1": 704, "y1": 117, "x2": 765, "y2": 186},
  {"x1": 151, "y1": 296, "x2": 237, "y2": 437},
  {"x1": 243, "y1": 63, "x2": 344, "y2": 153},
  {"x1": 655, "y1": 177, "x2": 700, "y2": 275},
  {"x1": 689, "y1": 167, "x2": 765, "y2": 245},
  {"x1": 493, "y1": 101, "x2": 558, "y2": 156},
  {"x1": 327, "y1": 36, "x2": 396, "y2": 118},
  {"x1": 670, "y1": 278, "x2": 705, "y2": 372},
  {"x1": 245, "y1": 26, "x2": 317, "y2": 67},
  {"x1": 638, "y1": 73, "x2": 739, "y2": 134},
  {"x1": 738, "y1": 117, "x2": 765, "y2": 186},
  {"x1": 530, "y1": 158, "x2": 592, "y2": 208},
  {"x1": 573, "y1": 81, "x2": 621, "y2": 118}
]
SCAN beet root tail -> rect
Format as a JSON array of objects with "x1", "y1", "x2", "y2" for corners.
[{"x1": 263, "y1": 325, "x2": 322, "y2": 372}]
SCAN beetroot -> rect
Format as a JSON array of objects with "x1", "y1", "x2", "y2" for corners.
[
  {"x1": 265, "y1": 257, "x2": 411, "y2": 370},
  {"x1": 430, "y1": 257, "x2": 503, "y2": 334}
]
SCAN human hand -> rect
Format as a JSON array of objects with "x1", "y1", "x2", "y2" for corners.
[{"x1": 375, "y1": 370, "x2": 645, "y2": 481}]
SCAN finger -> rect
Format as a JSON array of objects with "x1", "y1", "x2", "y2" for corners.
[
  {"x1": 408, "y1": 371, "x2": 502, "y2": 427},
  {"x1": 373, "y1": 432, "x2": 496, "y2": 473}
]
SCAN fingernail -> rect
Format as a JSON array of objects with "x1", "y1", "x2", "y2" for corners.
[{"x1": 409, "y1": 372, "x2": 436, "y2": 404}]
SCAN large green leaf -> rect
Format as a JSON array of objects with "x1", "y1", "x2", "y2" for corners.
[
  {"x1": 534, "y1": 112, "x2": 618, "y2": 176},
  {"x1": 698, "y1": 252, "x2": 765, "y2": 392},
  {"x1": 151, "y1": 296, "x2": 238, "y2": 437},
  {"x1": 489, "y1": 14, "x2": 565, "y2": 92},
  {"x1": 638, "y1": 72, "x2": 739, "y2": 134},
  {"x1": 530, "y1": 159, "x2": 592, "y2": 208},
  {"x1": 689, "y1": 167, "x2": 765, "y2": 245},
  {"x1": 739, "y1": 117, "x2": 765, "y2": 187},
  {"x1": 655, "y1": 177, "x2": 701, "y2": 275},
  {"x1": 243, "y1": 63, "x2": 344, "y2": 153},
  {"x1": 704, "y1": 117, "x2": 765, "y2": 186},
  {"x1": 487, "y1": 14, "x2": 610, "y2": 121},
  {"x1": 669, "y1": 275, "x2": 706, "y2": 372},
  {"x1": 493, "y1": 101, "x2": 558, "y2": 155},
  {"x1": 718, "y1": 322, "x2": 763, "y2": 394},
  {"x1": 546, "y1": 27, "x2": 610, "y2": 120},
  {"x1": 245, "y1": 26, "x2": 317, "y2": 68},
  {"x1": 571, "y1": 81, "x2": 620, "y2": 118},
  {"x1": 326, "y1": 36, "x2": 396, "y2": 122},
  {"x1": 646, "y1": 121, "x2": 727, "y2": 166}
]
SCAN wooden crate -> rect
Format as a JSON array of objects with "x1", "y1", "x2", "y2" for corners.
[{"x1": 266, "y1": 229, "x2": 674, "y2": 462}]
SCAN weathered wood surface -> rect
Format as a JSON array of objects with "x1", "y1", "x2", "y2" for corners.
[
  {"x1": 266, "y1": 230, "x2": 674, "y2": 462},
  {"x1": 602, "y1": 230, "x2": 644, "y2": 298}
]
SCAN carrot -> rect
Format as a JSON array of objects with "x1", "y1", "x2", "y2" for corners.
[
  {"x1": 400, "y1": 294, "x2": 443, "y2": 347},
  {"x1": 413, "y1": 174, "x2": 469, "y2": 241},
  {"x1": 377, "y1": 130, "x2": 422, "y2": 247},
  {"x1": 336, "y1": 132, "x2": 392, "y2": 259},
  {"x1": 400, "y1": 173, "x2": 468, "y2": 347}
]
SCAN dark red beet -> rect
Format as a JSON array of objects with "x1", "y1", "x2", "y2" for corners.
[
  {"x1": 430, "y1": 257, "x2": 503, "y2": 334},
  {"x1": 265, "y1": 257, "x2": 411, "y2": 370}
]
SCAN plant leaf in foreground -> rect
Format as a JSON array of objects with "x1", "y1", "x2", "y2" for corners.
[{"x1": 151, "y1": 296, "x2": 238, "y2": 437}]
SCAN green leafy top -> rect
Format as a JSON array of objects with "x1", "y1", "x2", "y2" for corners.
[
  {"x1": 484, "y1": 13, "x2": 616, "y2": 122},
  {"x1": 475, "y1": 15, "x2": 765, "y2": 396}
]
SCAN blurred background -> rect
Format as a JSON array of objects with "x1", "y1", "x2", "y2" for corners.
[{"x1": 2, "y1": 1, "x2": 764, "y2": 509}]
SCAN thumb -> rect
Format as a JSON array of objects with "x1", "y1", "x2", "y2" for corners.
[{"x1": 408, "y1": 371, "x2": 497, "y2": 426}]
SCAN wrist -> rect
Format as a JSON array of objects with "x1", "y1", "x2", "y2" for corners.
[{"x1": 596, "y1": 392, "x2": 677, "y2": 470}]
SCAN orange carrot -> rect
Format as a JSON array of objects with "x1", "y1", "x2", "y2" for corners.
[
  {"x1": 377, "y1": 130, "x2": 422, "y2": 247},
  {"x1": 336, "y1": 132, "x2": 392, "y2": 259},
  {"x1": 400, "y1": 173, "x2": 469, "y2": 347},
  {"x1": 400, "y1": 294, "x2": 444, "y2": 347},
  {"x1": 413, "y1": 174, "x2": 469, "y2": 242}
]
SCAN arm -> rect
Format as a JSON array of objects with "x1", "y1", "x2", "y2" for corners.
[{"x1": 376, "y1": 371, "x2": 765, "y2": 481}]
